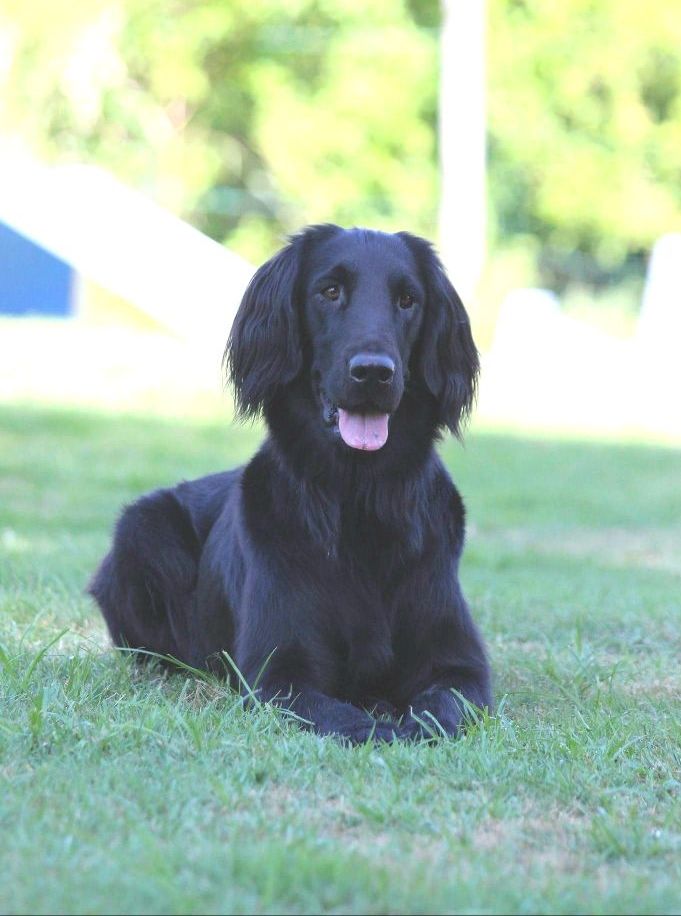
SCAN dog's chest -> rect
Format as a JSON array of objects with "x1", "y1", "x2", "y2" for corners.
[{"x1": 322, "y1": 558, "x2": 402, "y2": 696}]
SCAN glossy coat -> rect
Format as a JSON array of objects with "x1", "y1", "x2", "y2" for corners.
[{"x1": 90, "y1": 226, "x2": 492, "y2": 743}]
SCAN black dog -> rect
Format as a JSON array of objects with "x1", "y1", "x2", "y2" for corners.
[{"x1": 90, "y1": 225, "x2": 492, "y2": 743}]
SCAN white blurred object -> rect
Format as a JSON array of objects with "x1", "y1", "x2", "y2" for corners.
[
  {"x1": 638, "y1": 233, "x2": 681, "y2": 353},
  {"x1": 491, "y1": 288, "x2": 561, "y2": 350},
  {"x1": 0, "y1": 319, "x2": 226, "y2": 416},
  {"x1": 490, "y1": 287, "x2": 618, "y2": 363},
  {"x1": 438, "y1": 0, "x2": 486, "y2": 304},
  {"x1": 480, "y1": 287, "x2": 648, "y2": 436},
  {"x1": 0, "y1": 154, "x2": 254, "y2": 341}
]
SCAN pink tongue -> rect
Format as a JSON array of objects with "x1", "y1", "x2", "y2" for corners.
[{"x1": 338, "y1": 409, "x2": 390, "y2": 451}]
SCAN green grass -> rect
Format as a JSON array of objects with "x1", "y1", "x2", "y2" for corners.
[{"x1": 1, "y1": 403, "x2": 680, "y2": 915}]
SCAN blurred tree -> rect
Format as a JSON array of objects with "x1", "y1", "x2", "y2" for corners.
[
  {"x1": 488, "y1": 0, "x2": 681, "y2": 289},
  {"x1": 0, "y1": 0, "x2": 679, "y2": 292},
  {"x1": 0, "y1": 0, "x2": 438, "y2": 260}
]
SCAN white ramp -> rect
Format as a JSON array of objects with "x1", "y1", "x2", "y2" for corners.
[{"x1": 0, "y1": 155, "x2": 254, "y2": 340}]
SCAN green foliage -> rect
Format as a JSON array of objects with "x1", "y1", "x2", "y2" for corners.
[
  {"x1": 1, "y1": 0, "x2": 680, "y2": 283},
  {"x1": 0, "y1": 0, "x2": 439, "y2": 259},
  {"x1": 488, "y1": 0, "x2": 681, "y2": 287},
  {"x1": 1, "y1": 403, "x2": 680, "y2": 913}
]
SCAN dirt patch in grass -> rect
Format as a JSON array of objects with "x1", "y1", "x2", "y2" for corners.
[
  {"x1": 620, "y1": 673, "x2": 681, "y2": 698},
  {"x1": 240, "y1": 783, "x2": 590, "y2": 880},
  {"x1": 473, "y1": 809, "x2": 584, "y2": 862}
]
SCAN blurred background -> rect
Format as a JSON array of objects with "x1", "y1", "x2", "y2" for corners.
[{"x1": 0, "y1": 0, "x2": 680, "y2": 439}]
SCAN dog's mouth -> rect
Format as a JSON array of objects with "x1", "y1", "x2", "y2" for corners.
[{"x1": 321, "y1": 395, "x2": 390, "y2": 451}]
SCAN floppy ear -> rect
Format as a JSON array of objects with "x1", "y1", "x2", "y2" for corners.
[
  {"x1": 225, "y1": 238, "x2": 303, "y2": 418},
  {"x1": 399, "y1": 233, "x2": 480, "y2": 438}
]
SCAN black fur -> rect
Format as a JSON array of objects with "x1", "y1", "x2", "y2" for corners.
[{"x1": 90, "y1": 225, "x2": 492, "y2": 743}]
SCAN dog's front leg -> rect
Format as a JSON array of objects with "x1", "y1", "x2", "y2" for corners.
[
  {"x1": 398, "y1": 576, "x2": 492, "y2": 741},
  {"x1": 233, "y1": 576, "x2": 402, "y2": 745},
  {"x1": 256, "y1": 681, "x2": 402, "y2": 745},
  {"x1": 400, "y1": 675, "x2": 490, "y2": 740}
]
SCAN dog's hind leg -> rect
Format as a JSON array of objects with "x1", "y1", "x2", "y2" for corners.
[{"x1": 89, "y1": 489, "x2": 201, "y2": 667}]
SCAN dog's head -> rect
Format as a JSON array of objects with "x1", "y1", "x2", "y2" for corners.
[{"x1": 226, "y1": 225, "x2": 478, "y2": 451}]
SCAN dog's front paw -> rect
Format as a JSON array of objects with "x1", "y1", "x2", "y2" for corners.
[
  {"x1": 365, "y1": 698, "x2": 399, "y2": 719},
  {"x1": 341, "y1": 718, "x2": 402, "y2": 746},
  {"x1": 399, "y1": 715, "x2": 434, "y2": 742},
  {"x1": 400, "y1": 710, "x2": 461, "y2": 742}
]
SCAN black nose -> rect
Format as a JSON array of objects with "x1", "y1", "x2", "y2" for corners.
[{"x1": 348, "y1": 352, "x2": 395, "y2": 385}]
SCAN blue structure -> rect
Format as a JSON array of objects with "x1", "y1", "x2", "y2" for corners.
[{"x1": 0, "y1": 220, "x2": 74, "y2": 317}]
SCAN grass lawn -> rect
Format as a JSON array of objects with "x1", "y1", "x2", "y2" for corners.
[{"x1": 1, "y1": 403, "x2": 679, "y2": 915}]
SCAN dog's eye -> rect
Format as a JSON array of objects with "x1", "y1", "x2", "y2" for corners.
[
  {"x1": 399, "y1": 293, "x2": 415, "y2": 310},
  {"x1": 322, "y1": 285, "x2": 341, "y2": 301}
]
